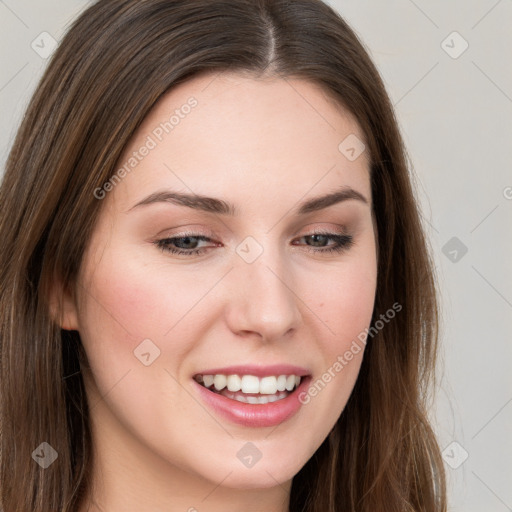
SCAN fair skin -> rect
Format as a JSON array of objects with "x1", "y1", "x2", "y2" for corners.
[{"x1": 57, "y1": 72, "x2": 377, "y2": 511}]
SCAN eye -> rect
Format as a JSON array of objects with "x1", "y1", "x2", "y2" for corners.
[
  {"x1": 153, "y1": 231, "x2": 354, "y2": 257},
  {"x1": 154, "y1": 234, "x2": 217, "y2": 256},
  {"x1": 292, "y1": 232, "x2": 354, "y2": 254}
]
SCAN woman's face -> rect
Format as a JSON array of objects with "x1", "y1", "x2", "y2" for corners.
[{"x1": 68, "y1": 72, "x2": 377, "y2": 496}]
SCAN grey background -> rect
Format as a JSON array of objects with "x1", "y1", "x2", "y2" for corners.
[{"x1": 1, "y1": 1, "x2": 511, "y2": 510}]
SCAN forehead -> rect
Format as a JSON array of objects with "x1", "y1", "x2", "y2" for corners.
[{"x1": 110, "y1": 71, "x2": 371, "y2": 212}]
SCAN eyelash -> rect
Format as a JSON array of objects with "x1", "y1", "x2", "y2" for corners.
[{"x1": 154, "y1": 231, "x2": 354, "y2": 256}]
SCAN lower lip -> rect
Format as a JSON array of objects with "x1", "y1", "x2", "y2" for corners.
[{"x1": 193, "y1": 377, "x2": 311, "y2": 428}]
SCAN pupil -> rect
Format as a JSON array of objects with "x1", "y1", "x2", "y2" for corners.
[
  {"x1": 176, "y1": 236, "x2": 198, "y2": 249},
  {"x1": 309, "y1": 234, "x2": 327, "y2": 247}
]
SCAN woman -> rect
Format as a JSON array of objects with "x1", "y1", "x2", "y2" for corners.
[{"x1": 0, "y1": 0, "x2": 446, "y2": 510}]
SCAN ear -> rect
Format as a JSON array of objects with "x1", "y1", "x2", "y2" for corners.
[{"x1": 48, "y1": 277, "x2": 79, "y2": 331}]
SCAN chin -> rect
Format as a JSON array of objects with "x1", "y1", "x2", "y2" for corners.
[{"x1": 221, "y1": 467, "x2": 298, "y2": 490}]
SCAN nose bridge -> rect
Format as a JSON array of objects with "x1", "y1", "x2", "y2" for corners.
[{"x1": 225, "y1": 239, "x2": 301, "y2": 340}]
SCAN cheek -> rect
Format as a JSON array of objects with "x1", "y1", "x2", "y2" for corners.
[
  {"x1": 75, "y1": 244, "x2": 203, "y2": 440},
  {"x1": 75, "y1": 239, "x2": 228, "y2": 406},
  {"x1": 307, "y1": 250, "x2": 377, "y2": 350},
  {"x1": 298, "y1": 246, "x2": 376, "y2": 419},
  {"x1": 78, "y1": 243, "x2": 204, "y2": 346}
]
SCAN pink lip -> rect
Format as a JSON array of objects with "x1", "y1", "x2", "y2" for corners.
[
  {"x1": 193, "y1": 375, "x2": 311, "y2": 428},
  {"x1": 193, "y1": 364, "x2": 310, "y2": 378}
]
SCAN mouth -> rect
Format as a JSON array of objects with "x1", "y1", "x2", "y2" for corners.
[
  {"x1": 193, "y1": 373, "x2": 303, "y2": 405},
  {"x1": 192, "y1": 365, "x2": 312, "y2": 427}
]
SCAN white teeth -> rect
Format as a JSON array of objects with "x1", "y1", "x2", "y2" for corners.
[
  {"x1": 241, "y1": 375, "x2": 260, "y2": 394},
  {"x1": 203, "y1": 375, "x2": 214, "y2": 388},
  {"x1": 213, "y1": 374, "x2": 227, "y2": 391},
  {"x1": 227, "y1": 374, "x2": 242, "y2": 392},
  {"x1": 259, "y1": 376, "x2": 277, "y2": 395},
  {"x1": 224, "y1": 390, "x2": 289, "y2": 404},
  {"x1": 197, "y1": 373, "x2": 303, "y2": 395},
  {"x1": 276, "y1": 375, "x2": 287, "y2": 391}
]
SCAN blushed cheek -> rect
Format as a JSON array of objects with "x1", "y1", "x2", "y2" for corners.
[
  {"x1": 77, "y1": 249, "x2": 214, "y2": 384},
  {"x1": 75, "y1": 252, "x2": 157, "y2": 378},
  {"x1": 75, "y1": 268, "x2": 169, "y2": 408},
  {"x1": 320, "y1": 263, "x2": 376, "y2": 357},
  {"x1": 320, "y1": 269, "x2": 373, "y2": 413},
  {"x1": 80, "y1": 245, "x2": 174, "y2": 341}
]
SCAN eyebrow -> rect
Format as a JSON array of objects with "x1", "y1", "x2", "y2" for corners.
[{"x1": 128, "y1": 186, "x2": 369, "y2": 215}]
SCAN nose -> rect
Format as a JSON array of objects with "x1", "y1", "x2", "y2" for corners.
[{"x1": 223, "y1": 249, "x2": 302, "y2": 342}]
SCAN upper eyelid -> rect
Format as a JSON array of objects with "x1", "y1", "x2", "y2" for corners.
[
  {"x1": 160, "y1": 230, "x2": 347, "y2": 240},
  {"x1": 161, "y1": 223, "x2": 350, "y2": 238}
]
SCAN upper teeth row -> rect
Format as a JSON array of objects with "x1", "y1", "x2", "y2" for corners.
[{"x1": 197, "y1": 374, "x2": 301, "y2": 394}]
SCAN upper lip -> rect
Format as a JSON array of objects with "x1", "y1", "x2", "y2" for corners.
[{"x1": 194, "y1": 364, "x2": 311, "y2": 378}]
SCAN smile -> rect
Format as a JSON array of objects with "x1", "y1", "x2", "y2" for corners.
[
  {"x1": 194, "y1": 373, "x2": 302, "y2": 404},
  {"x1": 192, "y1": 365, "x2": 311, "y2": 427}
]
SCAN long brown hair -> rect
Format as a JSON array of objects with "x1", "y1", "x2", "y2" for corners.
[{"x1": 0, "y1": 0, "x2": 446, "y2": 510}]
